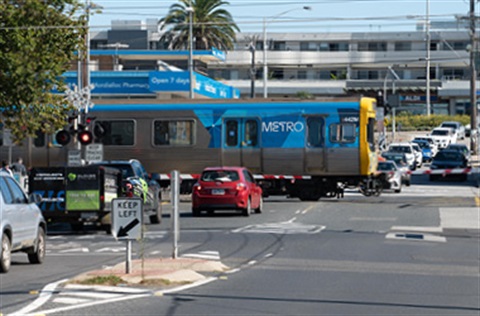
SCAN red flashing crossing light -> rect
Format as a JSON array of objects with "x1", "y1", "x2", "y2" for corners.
[{"x1": 78, "y1": 130, "x2": 93, "y2": 145}]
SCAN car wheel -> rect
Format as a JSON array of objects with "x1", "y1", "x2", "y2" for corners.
[
  {"x1": 149, "y1": 204, "x2": 162, "y2": 224},
  {"x1": 242, "y1": 198, "x2": 251, "y2": 217},
  {"x1": 255, "y1": 197, "x2": 263, "y2": 214},
  {"x1": 28, "y1": 227, "x2": 46, "y2": 264},
  {"x1": 394, "y1": 183, "x2": 402, "y2": 193},
  {"x1": 0, "y1": 233, "x2": 11, "y2": 273},
  {"x1": 192, "y1": 208, "x2": 201, "y2": 217}
]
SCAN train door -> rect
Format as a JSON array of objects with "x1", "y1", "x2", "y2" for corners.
[
  {"x1": 305, "y1": 116, "x2": 326, "y2": 173},
  {"x1": 222, "y1": 118, "x2": 261, "y2": 172}
]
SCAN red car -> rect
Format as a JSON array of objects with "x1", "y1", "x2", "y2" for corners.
[{"x1": 192, "y1": 167, "x2": 263, "y2": 216}]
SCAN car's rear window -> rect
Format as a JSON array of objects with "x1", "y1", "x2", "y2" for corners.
[
  {"x1": 432, "y1": 130, "x2": 448, "y2": 136},
  {"x1": 378, "y1": 163, "x2": 395, "y2": 171},
  {"x1": 389, "y1": 146, "x2": 411, "y2": 153},
  {"x1": 201, "y1": 170, "x2": 240, "y2": 182},
  {"x1": 101, "y1": 164, "x2": 134, "y2": 178},
  {"x1": 435, "y1": 152, "x2": 462, "y2": 161}
]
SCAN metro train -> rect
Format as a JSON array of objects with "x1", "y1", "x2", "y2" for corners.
[{"x1": 1, "y1": 97, "x2": 381, "y2": 200}]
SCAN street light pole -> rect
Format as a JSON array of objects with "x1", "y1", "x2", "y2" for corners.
[
  {"x1": 262, "y1": 6, "x2": 311, "y2": 98},
  {"x1": 187, "y1": 6, "x2": 194, "y2": 99}
]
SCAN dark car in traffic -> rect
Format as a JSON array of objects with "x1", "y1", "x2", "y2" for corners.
[
  {"x1": 445, "y1": 143, "x2": 471, "y2": 161},
  {"x1": 429, "y1": 150, "x2": 469, "y2": 181},
  {"x1": 192, "y1": 167, "x2": 263, "y2": 216}
]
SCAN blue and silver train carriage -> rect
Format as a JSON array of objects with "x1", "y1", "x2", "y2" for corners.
[{"x1": 2, "y1": 97, "x2": 380, "y2": 200}]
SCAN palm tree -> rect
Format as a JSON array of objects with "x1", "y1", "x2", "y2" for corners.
[{"x1": 159, "y1": 0, "x2": 240, "y2": 51}]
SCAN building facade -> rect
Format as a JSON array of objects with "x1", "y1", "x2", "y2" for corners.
[{"x1": 87, "y1": 20, "x2": 476, "y2": 115}]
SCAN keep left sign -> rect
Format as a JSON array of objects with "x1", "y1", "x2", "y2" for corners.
[{"x1": 112, "y1": 197, "x2": 143, "y2": 240}]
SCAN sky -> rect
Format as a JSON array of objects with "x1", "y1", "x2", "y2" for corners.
[{"x1": 88, "y1": 0, "x2": 473, "y2": 33}]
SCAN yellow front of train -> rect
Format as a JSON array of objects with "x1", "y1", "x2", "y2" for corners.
[{"x1": 359, "y1": 97, "x2": 379, "y2": 177}]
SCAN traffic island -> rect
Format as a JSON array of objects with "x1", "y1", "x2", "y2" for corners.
[{"x1": 69, "y1": 257, "x2": 229, "y2": 288}]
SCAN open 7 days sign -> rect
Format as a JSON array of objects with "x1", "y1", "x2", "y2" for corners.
[{"x1": 112, "y1": 198, "x2": 143, "y2": 240}]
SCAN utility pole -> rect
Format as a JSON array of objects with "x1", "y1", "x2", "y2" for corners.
[
  {"x1": 249, "y1": 43, "x2": 256, "y2": 98},
  {"x1": 425, "y1": 0, "x2": 431, "y2": 116},
  {"x1": 470, "y1": 0, "x2": 478, "y2": 155}
]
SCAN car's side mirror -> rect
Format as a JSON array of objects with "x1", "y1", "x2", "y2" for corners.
[{"x1": 29, "y1": 193, "x2": 42, "y2": 204}]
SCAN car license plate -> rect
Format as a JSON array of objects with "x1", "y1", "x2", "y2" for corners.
[{"x1": 211, "y1": 189, "x2": 225, "y2": 195}]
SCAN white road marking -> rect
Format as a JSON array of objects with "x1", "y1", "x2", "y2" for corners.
[
  {"x1": 59, "y1": 247, "x2": 89, "y2": 253},
  {"x1": 182, "y1": 250, "x2": 220, "y2": 261},
  {"x1": 232, "y1": 222, "x2": 325, "y2": 235},
  {"x1": 10, "y1": 278, "x2": 69, "y2": 316},
  {"x1": 95, "y1": 247, "x2": 126, "y2": 253},
  {"x1": 350, "y1": 217, "x2": 397, "y2": 222},
  {"x1": 386, "y1": 232, "x2": 447, "y2": 243},
  {"x1": 53, "y1": 297, "x2": 91, "y2": 304}
]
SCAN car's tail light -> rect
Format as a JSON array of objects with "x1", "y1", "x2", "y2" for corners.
[
  {"x1": 125, "y1": 191, "x2": 134, "y2": 197},
  {"x1": 387, "y1": 171, "x2": 394, "y2": 179},
  {"x1": 236, "y1": 183, "x2": 246, "y2": 191},
  {"x1": 193, "y1": 184, "x2": 202, "y2": 191}
]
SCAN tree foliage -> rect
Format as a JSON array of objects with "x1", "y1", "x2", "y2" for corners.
[
  {"x1": 0, "y1": 0, "x2": 86, "y2": 143},
  {"x1": 159, "y1": 0, "x2": 240, "y2": 51}
]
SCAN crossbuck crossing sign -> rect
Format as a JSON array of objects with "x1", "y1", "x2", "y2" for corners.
[{"x1": 112, "y1": 198, "x2": 143, "y2": 240}]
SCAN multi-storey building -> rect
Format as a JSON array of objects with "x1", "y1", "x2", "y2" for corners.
[{"x1": 88, "y1": 19, "x2": 476, "y2": 115}]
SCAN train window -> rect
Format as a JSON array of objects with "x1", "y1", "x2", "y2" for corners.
[
  {"x1": 306, "y1": 117, "x2": 325, "y2": 147},
  {"x1": 244, "y1": 120, "x2": 258, "y2": 147},
  {"x1": 367, "y1": 118, "x2": 375, "y2": 151},
  {"x1": 95, "y1": 120, "x2": 134, "y2": 146},
  {"x1": 330, "y1": 123, "x2": 356, "y2": 143},
  {"x1": 225, "y1": 120, "x2": 238, "y2": 147},
  {"x1": 153, "y1": 120, "x2": 194, "y2": 146}
]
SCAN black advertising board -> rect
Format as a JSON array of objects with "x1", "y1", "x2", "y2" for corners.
[{"x1": 29, "y1": 167, "x2": 66, "y2": 213}]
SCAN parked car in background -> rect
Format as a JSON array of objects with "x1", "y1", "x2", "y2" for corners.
[
  {"x1": 380, "y1": 152, "x2": 411, "y2": 186},
  {"x1": 377, "y1": 161, "x2": 403, "y2": 193},
  {"x1": 445, "y1": 143, "x2": 471, "y2": 162},
  {"x1": 429, "y1": 127, "x2": 455, "y2": 149},
  {"x1": 387, "y1": 142, "x2": 416, "y2": 170},
  {"x1": 0, "y1": 172, "x2": 46, "y2": 273},
  {"x1": 192, "y1": 167, "x2": 263, "y2": 216},
  {"x1": 410, "y1": 142, "x2": 423, "y2": 168},
  {"x1": 412, "y1": 136, "x2": 438, "y2": 156},
  {"x1": 439, "y1": 121, "x2": 465, "y2": 140},
  {"x1": 411, "y1": 139, "x2": 433, "y2": 162},
  {"x1": 429, "y1": 150, "x2": 469, "y2": 181}
]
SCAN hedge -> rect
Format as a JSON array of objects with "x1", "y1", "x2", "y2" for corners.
[{"x1": 384, "y1": 114, "x2": 471, "y2": 131}]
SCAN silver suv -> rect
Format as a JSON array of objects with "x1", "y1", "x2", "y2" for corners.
[{"x1": 0, "y1": 172, "x2": 46, "y2": 273}]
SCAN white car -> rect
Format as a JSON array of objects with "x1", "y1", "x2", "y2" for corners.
[
  {"x1": 387, "y1": 142, "x2": 416, "y2": 170},
  {"x1": 439, "y1": 121, "x2": 465, "y2": 140},
  {"x1": 377, "y1": 161, "x2": 403, "y2": 193},
  {"x1": 0, "y1": 172, "x2": 46, "y2": 273},
  {"x1": 429, "y1": 127, "x2": 455, "y2": 149},
  {"x1": 410, "y1": 142, "x2": 423, "y2": 168}
]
